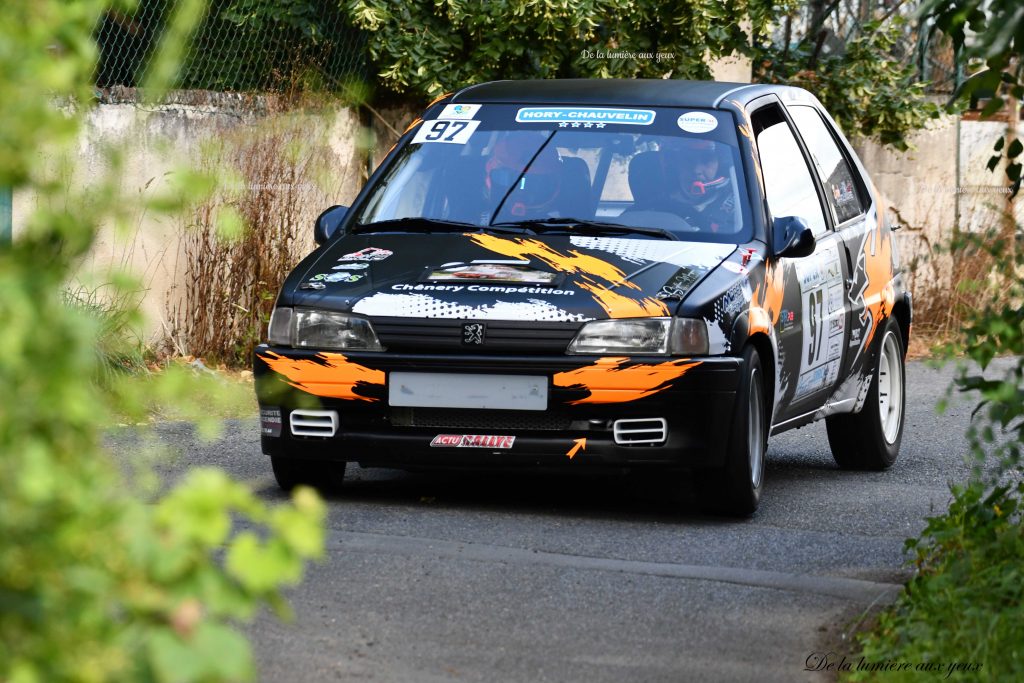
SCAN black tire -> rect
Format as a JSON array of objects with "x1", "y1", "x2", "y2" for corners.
[
  {"x1": 270, "y1": 456, "x2": 346, "y2": 494},
  {"x1": 696, "y1": 345, "x2": 768, "y2": 516},
  {"x1": 826, "y1": 318, "x2": 905, "y2": 470}
]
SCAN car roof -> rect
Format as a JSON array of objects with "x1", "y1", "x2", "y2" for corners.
[{"x1": 450, "y1": 79, "x2": 811, "y2": 109}]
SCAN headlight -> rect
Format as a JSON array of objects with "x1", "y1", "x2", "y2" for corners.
[
  {"x1": 267, "y1": 307, "x2": 384, "y2": 351},
  {"x1": 566, "y1": 318, "x2": 709, "y2": 356}
]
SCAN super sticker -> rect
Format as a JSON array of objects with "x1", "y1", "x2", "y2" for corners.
[{"x1": 677, "y1": 111, "x2": 719, "y2": 133}]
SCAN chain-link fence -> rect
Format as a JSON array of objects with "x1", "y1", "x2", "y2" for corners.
[{"x1": 94, "y1": 0, "x2": 366, "y2": 94}]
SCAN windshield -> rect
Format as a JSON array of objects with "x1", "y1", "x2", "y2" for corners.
[{"x1": 354, "y1": 105, "x2": 752, "y2": 243}]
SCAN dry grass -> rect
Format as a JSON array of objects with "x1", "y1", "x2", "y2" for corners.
[
  {"x1": 167, "y1": 107, "x2": 350, "y2": 366},
  {"x1": 893, "y1": 205, "x2": 1015, "y2": 355}
]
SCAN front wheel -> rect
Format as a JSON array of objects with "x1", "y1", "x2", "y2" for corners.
[
  {"x1": 696, "y1": 345, "x2": 768, "y2": 516},
  {"x1": 271, "y1": 456, "x2": 346, "y2": 494},
  {"x1": 826, "y1": 318, "x2": 905, "y2": 470}
]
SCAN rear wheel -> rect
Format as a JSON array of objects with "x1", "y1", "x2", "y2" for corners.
[
  {"x1": 696, "y1": 345, "x2": 768, "y2": 516},
  {"x1": 270, "y1": 456, "x2": 346, "y2": 494},
  {"x1": 826, "y1": 318, "x2": 905, "y2": 469}
]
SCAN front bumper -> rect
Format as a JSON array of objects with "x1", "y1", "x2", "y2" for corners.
[{"x1": 253, "y1": 345, "x2": 743, "y2": 470}]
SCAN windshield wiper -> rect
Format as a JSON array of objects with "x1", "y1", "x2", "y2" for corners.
[
  {"x1": 352, "y1": 218, "x2": 531, "y2": 235},
  {"x1": 491, "y1": 218, "x2": 677, "y2": 241}
]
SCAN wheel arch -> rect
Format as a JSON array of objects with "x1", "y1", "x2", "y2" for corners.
[
  {"x1": 890, "y1": 294, "x2": 912, "y2": 358},
  {"x1": 745, "y1": 332, "x2": 776, "y2": 424}
]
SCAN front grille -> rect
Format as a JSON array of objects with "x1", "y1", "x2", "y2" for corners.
[
  {"x1": 374, "y1": 318, "x2": 581, "y2": 354},
  {"x1": 389, "y1": 407, "x2": 572, "y2": 431}
]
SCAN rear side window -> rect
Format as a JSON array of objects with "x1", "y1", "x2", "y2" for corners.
[
  {"x1": 752, "y1": 104, "x2": 828, "y2": 237},
  {"x1": 788, "y1": 105, "x2": 867, "y2": 225}
]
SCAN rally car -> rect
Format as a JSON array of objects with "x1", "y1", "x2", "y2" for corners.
[{"x1": 254, "y1": 79, "x2": 910, "y2": 515}]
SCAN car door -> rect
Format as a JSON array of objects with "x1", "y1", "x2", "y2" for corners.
[
  {"x1": 748, "y1": 98, "x2": 852, "y2": 423},
  {"x1": 785, "y1": 104, "x2": 877, "y2": 394}
]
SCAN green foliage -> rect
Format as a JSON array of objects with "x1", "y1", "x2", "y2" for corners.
[
  {"x1": 755, "y1": 18, "x2": 941, "y2": 150},
  {"x1": 61, "y1": 284, "x2": 149, "y2": 386},
  {"x1": 944, "y1": 231, "x2": 1024, "y2": 480},
  {"x1": 850, "y1": 481, "x2": 1024, "y2": 682},
  {"x1": 346, "y1": 0, "x2": 783, "y2": 99},
  {"x1": 919, "y1": 0, "x2": 1024, "y2": 192},
  {"x1": 0, "y1": 1, "x2": 326, "y2": 681}
]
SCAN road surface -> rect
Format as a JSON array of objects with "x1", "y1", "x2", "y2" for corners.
[{"x1": 125, "y1": 358, "x2": 996, "y2": 682}]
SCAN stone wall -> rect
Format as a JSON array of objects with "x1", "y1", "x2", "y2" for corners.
[
  {"x1": 12, "y1": 99, "x2": 364, "y2": 341},
  {"x1": 853, "y1": 115, "x2": 1021, "y2": 294}
]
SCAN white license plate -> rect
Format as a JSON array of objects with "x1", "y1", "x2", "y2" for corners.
[{"x1": 388, "y1": 372, "x2": 547, "y2": 411}]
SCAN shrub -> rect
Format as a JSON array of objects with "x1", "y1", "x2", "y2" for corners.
[{"x1": 0, "y1": 2, "x2": 326, "y2": 681}]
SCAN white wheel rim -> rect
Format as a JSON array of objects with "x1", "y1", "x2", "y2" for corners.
[
  {"x1": 748, "y1": 367, "x2": 764, "y2": 488},
  {"x1": 877, "y1": 330, "x2": 903, "y2": 444}
]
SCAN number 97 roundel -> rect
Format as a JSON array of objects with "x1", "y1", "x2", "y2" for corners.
[{"x1": 412, "y1": 119, "x2": 481, "y2": 145}]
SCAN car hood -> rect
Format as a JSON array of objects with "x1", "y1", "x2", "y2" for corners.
[{"x1": 290, "y1": 232, "x2": 737, "y2": 322}]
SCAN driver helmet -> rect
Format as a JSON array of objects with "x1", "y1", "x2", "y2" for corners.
[
  {"x1": 486, "y1": 141, "x2": 562, "y2": 217},
  {"x1": 673, "y1": 139, "x2": 730, "y2": 203}
]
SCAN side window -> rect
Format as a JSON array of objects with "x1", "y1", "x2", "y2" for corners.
[
  {"x1": 752, "y1": 104, "x2": 828, "y2": 237},
  {"x1": 788, "y1": 105, "x2": 867, "y2": 225}
]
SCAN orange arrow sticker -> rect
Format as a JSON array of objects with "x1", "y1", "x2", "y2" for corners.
[{"x1": 567, "y1": 438, "x2": 586, "y2": 459}]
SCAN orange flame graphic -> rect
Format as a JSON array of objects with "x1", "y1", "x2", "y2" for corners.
[
  {"x1": 748, "y1": 261, "x2": 785, "y2": 337},
  {"x1": 553, "y1": 356, "x2": 702, "y2": 404},
  {"x1": 259, "y1": 350, "x2": 385, "y2": 402},
  {"x1": 860, "y1": 224, "x2": 895, "y2": 350},
  {"x1": 468, "y1": 233, "x2": 669, "y2": 318}
]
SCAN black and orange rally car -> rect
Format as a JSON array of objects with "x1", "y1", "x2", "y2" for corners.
[{"x1": 254, "y1": 80, "x2": 910, "y2": 515}]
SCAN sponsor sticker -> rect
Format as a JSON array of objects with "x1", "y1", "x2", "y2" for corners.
[
  {"x1": 430, "y1": 434, "x2": 516, "y2": 449},
  {"x1": 721, "y1": 261, "x2": 747, "y2": 274},
  {"x1": 720, "y1": 282, "x2": 748, "y2": 315},
  {"x1": 260, "y1": 407, "x2": 282, "y2": 437},
  {"x1": 411, "y1": 119, "x2": 481, "y2": 145},
  {"x1": 340, "y1": 247, "x2": 392, "y2": 262},
  {"x1": 299, "y1": 281, "x2": 326, "y2": 290},
  {"x1": 677, "y1": 111, "x2": 719, "y2": 133},
  {"x1": 427, "y1": 263, "x2": 557, "y2": 285},
  {"x1": 849, "y1": 327, "x2": 863, "y2": 347},
  {"x1": 515, "y1": 107, "x2": 656, "y2": 126},
  {"x1": 323, "y1": 272, "x2": 365, "y2": 284},
  {"x1": 780, "y1": 308, "x2": 796, "y2": 332},
  {"x1": 439, "y1": 103, "x2": 481, "y2": 119},
  {"x1": 332, "y1": 263, "x2": 369, "y2": 270}
]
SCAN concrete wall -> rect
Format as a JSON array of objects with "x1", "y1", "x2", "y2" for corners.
[
  {"x1": 853, "y1": 116, "x2": 1021, "y2": 293},
  {"x1": 13, "y1": 99, "x2": 364, "y2": 341}
]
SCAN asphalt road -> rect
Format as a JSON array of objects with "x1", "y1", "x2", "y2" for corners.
[{"x1": 128, "y1": 358, "x2": 1000, "y2": 683}]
